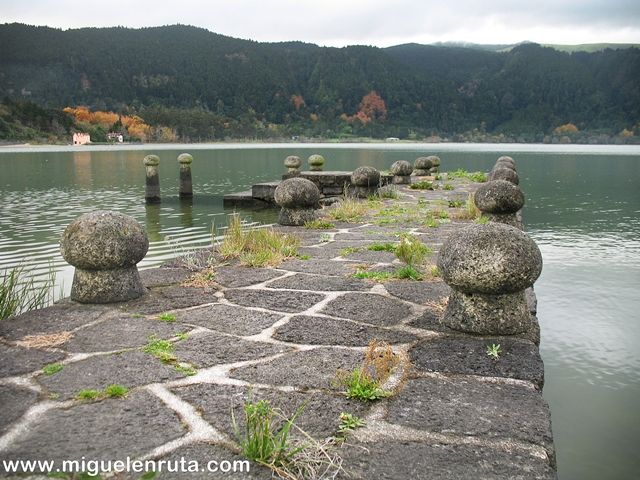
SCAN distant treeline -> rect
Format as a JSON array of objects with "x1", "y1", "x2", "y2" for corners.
[{"x1": 1, "y1": 23, "x2": 639, "y2": 143}]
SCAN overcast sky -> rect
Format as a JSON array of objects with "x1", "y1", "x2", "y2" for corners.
[{"x1": 2, "y1": 0, "x2": 640, "y2": 47}]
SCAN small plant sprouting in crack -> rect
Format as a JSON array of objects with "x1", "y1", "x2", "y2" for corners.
[
  {"x1": 304, "y1": 219, "x2": 335, "y2": 230},
  {"x1": 157, "y1": 312, "x2": 176, "y2": 323},
  {"x1": 42, "y1": 363, "x2": 63, "y2": 376},
  {"x1": 75, "y1": 389, "x2": 102, "y2": 401},
  {"x1": 232, "y1": 399, "x2": 343, "y2": 479},
  {"x1": 486, "y1": 343, "x2": 502, "y2": 360},
  {"x1": 143, "y1": 337, "x2": 177, "y2": 364},
  {"x1": 104, "y1": 384, "x2": 129, "y2": 398},
  {"x1": 337, "y1": 412, "x2": 365, "y2": 440},
  {"x1": 334, "y1": 340, "x2": 398, "y2": 402}
]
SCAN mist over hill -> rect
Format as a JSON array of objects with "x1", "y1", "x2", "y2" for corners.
[{"x1": 1, "y1": 23, "x2": 638, "y2": 142}]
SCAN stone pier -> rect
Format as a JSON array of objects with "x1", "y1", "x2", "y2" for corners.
[{"x1": 0, "y1": 162, "x2": 555, "y2": 479}]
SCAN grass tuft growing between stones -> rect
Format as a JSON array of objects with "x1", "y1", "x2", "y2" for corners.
[
  {"x1": 326, "y1": 197, "x2": 368, "y2": 223},
  {"x1": 218, "y1": 214, "x2": 300, "y2": 267},
  {"x1": 75, "y1": 389, "x2": 102, "y2": 401},
  {"x1": 452, "y1": 192, "x2": 482, "y2": 220},
  {"x1": 409, "y1": 180, "x2": 435, "y2": 190},
  {"x1": 395, "y1": 234, "x2": 432, "y2": 267},
  {"x1": 1, "y1": 263, "x2": 57, "y2": 320},
  {"x1": 335, "y1": 340, "x2": 398, "y2": 402},
  {"x1": 42, "y1": 363, "x2": 64, "y2": 376},
  {"x1": 157, "y1": 312, "x2": 176, "y2": 323},
  {"x1": 104, "y1": 384, "x2": 129, "y2": 398},
  {"x1": 182, "y1": 268, "x2": 217, "y2": 288},
  {"x1": 352, "y1": 269, "x2": 394, "y2": 281},
  {"x1": 233, "y1": 399, "x2": 343, "y2": 478},
  {"x1": 446, "y1": 168, "x2": 487, "y2": 183},
  {"x1": 143, "y1": 336, "x2": 177, "y2": 364},
  {"x1": 367, "y1": 242, "x2": 396, "y2": 252},
  {"x1": 304, "y1": 219, "x2": 335, "y2": 230}
]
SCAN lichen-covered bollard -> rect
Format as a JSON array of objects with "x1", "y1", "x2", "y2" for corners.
[
  {"x1": 274, "y1": 177, "x2": 320, "y2": 226},
  {"x1": 60, "y1": 211, "x2": 149, "y2": 303},
  {"x1": 413, "y1": 156, "x2": 433, "y2": 176},
  {"x1": 177, "y1": 153, "x2": 193, "y2": 198},
  {"x1": 143, "y1": 155, "x2": 161, "y2": 203},
  {"x1": 495, "y1": 156, "x2": 516, "y2": 170},
  {"x1": 284, "y1": 155, "x2": 302, "y2": 174},
  {"x1": 490, "y1": 166, "x2": 519, "y2": 184},
  {"x1": 390, "y1": 160, "x2": 413, "y2": 184},
  {"x1": 438, "y1": 223, "x2": 542, "y2": 335},
  {"x1": 308, "y1": 154, "x2": 325, "y2": 171},
  {"x1": 427, "y1": 155, "x2": 441, "y2": 174},
  {"x1": 351, "y1": 166, "x2": 381, "y2": 198},
  {"x1": 474, "y1": 179, "x2": 525, "y2": 228}
]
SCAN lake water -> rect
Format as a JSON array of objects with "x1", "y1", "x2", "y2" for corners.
[{"x1": 1, "y1": 142, "x2": 639, "y2": 479}]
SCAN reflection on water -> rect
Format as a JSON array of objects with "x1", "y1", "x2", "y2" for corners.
[{"x1": 1, "y1": 143, "x2": 640, "y2": 479}]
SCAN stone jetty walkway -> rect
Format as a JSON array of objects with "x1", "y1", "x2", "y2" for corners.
[{"x1": 0, "y1": 176, "x2": 555, "y2": 479}]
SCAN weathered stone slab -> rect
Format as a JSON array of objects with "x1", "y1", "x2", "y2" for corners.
[
  {"x1": 296, "y1": 246, "x2": 342, "y2": 259},
  {"x1": 410, "y1": 336, "x2": 545, "y2": 387},
  {"x1": 153, "y1": 442, "x2": 271, "y2": 479},
  {"x1": 252, "y1": 181, "x2": 280, "y2": 202},
  {"x1": 64, "y1": 313, "x2": 189, "y2": 352},
  {"x1": 274, "y1": 315, "x2": 417, "y2": 346},
  {"x1": 277, "y1": 258, "x2": 359, "y2": 276},
  {"x1": 223, "y1": 289, "x2": 325, "y2": 313},
  {"x1": 0, "y1": 391, "x2": 185, "y2": 470},
  {"x1": 387, "y1": 376, "x2": 554, "y2": 451},
  {"x1": 384, "y1": 280, "x2": 450, "y2": 305},
  {"x1": 38, "y1": 351, "x2": 182, "y2": 399},
  {"x1": 120, "y1": 286, "x2": 218, "y2": 315},
  {"x1": 223, "y1": 190, "x2": 270, "y2": 208},
  {"x1": 139, "y1": 267, "x2": 193, "y2": 288},
  {"x1": 266, "y1": 273, "x2": 371, "y2": 292},
  {"x1": 177, "y1": 304, "x2": 283, "y2": 336},
  {"x1": 230, "y1": 347, "x2": 362, "y2": 389},
  {"x1": 320, "y1": 292, "x2": 413, "y2": 326},
  {"x1": 0, "y1": 343, "x2": 66, "y2": 378},
  {"x1": 339, "y1": 440, "x2": 556, "y2": 480},
  {"x1": 0, "y1": 384, "x2": 39, "y2": 435},
  {"x1": 0, "y1": 303, "x2": 107, "y2": 341},
  {"x1": 214, "y1": 266, "x2": 284, "y2": 288},
  {"x1": 341, "y1": 249, "x2": 397, "y2": 263},
  {"x1": 173, "y1": 331, "x2": 290, "y2": 368},
  {"x1": 173, "y1": 383, "x2": 370, "y2": 440}
]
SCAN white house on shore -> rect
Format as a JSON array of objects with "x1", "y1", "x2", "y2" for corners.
[{"x1": 73, "y1": 132, "x2": 90, "y2": 145}]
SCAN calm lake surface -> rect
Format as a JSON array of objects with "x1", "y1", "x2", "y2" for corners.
[{"x1": 1, "y1": 142, "x2": 639, "y2": 479}]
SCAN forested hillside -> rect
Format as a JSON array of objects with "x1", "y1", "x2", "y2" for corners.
[{"x1": 1, "y1": 23, "x2": 638, "y2": 143}]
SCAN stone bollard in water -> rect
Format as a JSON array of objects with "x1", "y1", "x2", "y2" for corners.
[
  {"x1": 60, "y1": 211, "x2": 149, "y2": 303},
  {"x1": 274, "y1": 177, "x2": 320, "y2": 226},
  {"x1": 351, "y1": 166, "x2": 380, "y2": 198},
  {"x1": 438, "y1": 223, "x2": 542, "y2": 335},
  {"x1": 177, "y1": 153, "x2": 193, "y2": 198},
  {"x1": 143, "y1": 154, "x2": 161, "y2": 203},
  {"x1": 474, "y1": 179, "x2": 525, "y2": 228},
  {"x1": 412, "y1": 156, "x2": 433, "y2": 176},
  {"x1": 308, "y1": 154, "x2": 325, "y2": 172},
  {"x1": 390, "y1": 160, "x2": 413, "y2": 184},
  {"x1": 284, "y1": 155, "x2": 302, "y2": 174}
]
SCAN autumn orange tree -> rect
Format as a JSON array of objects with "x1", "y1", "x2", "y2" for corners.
[{"x1": 341, "y1": 91, "x2": 387, "y2": 124}]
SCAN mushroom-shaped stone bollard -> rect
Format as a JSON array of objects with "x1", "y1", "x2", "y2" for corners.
[
  {"x1": 143, "y1": 154, "x2": 161, "y2": 203},
  {"x1": 474, "y1": 180, "x2": 525, "y2": 228},
  {"x1": 177, "y1": 153, "x2": 193, "y2": 198},
  {"x1": 413, "y1": 156, "x2": 434, "y2": 176},
  {"x1": 274, "y1": 177, "x2": 321, "y2": 226},
  {"x1": 490, "y1": 167, "x2": 519, "y2": 184},
  {"x1": 284, "y1": 155, "x2": 302, "y2": 174},
  {"x1": 495, "y1": 155, "x2": 516, "y2": 170},
  {"x1": 437, "y1": 223, "x2": 542, "y2": 335},
  {"x1": 308, "y1": 154, "x2": 325, "y2": 171},
  {"x1": 390, "y1": 160, "x2": 413, "y2": 184},
  {"x1": 61, "y1": 211, "x2": 149, "y2": 303},
  {"x1": 427, "y1": 155, "x2": 441, "y2": 174},
  {"x1": 351, "y1": 166, "x2": 381, "y2": 198}
]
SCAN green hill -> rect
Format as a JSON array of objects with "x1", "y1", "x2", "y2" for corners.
[{"x1": 1, "y1": 23, "x2": 638, "y2": 142}]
